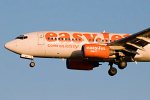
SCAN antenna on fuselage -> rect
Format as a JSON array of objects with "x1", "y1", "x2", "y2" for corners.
[{"x1": 103, "y1": 30, "x2": 105, "y2": 33}]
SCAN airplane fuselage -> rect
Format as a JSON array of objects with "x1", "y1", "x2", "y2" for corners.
[{"x1": 5, "y1": 31, "x2": 150, "y2": 62}]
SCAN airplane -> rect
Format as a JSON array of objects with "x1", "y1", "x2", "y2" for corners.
[{"x1": 4, "y1": 28, "x2": 150, "y2": 76}]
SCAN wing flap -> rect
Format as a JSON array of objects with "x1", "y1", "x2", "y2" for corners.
[
  {"x1": 126, "y1": 42, "x2": 144, "y2": 51},
  {"x1": 137, "y1": 37, "x2": 150, "y2": 43}
]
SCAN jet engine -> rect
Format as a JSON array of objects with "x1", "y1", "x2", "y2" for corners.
[
  {"x1": 82, "y1": 44, "x2": 113, "y2": 58},
  {"x1": 66, "y1": 59, "x2": 99, "y2": 70}
]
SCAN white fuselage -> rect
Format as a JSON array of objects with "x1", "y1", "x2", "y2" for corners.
[{"x1": 5, "y1": 31, "x2": 150, "y2": 62}]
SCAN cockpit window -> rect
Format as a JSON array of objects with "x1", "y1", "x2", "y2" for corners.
[{"x1": 15, "y1": 35, "x2": 28, "y2": 39}]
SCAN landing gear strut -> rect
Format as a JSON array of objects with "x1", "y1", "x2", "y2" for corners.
[
  {"x1": 30, "y1": 59, "x2": 35, "y2": 67},
  {"x1": 20, "y1": 54, "x2": 35, "y2": 67},
  {"x1": 108, "y1": 62, "x2": 117, "y2": 76}
]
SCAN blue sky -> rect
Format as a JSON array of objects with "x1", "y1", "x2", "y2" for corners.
[{"x1": 1, "y1": 0, "x2": 150, "y2": 100}]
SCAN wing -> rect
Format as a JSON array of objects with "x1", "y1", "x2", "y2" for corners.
[{"x1": 108, "y1": 27, "x2": 150, "y2": 56}]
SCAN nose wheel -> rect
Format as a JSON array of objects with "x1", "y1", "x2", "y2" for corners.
[{"x1": 30, "y1": 60, "x2": 35, "y2": 67}]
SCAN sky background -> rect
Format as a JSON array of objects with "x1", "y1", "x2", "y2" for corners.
[{"x1": 1, "y1": 0, "x2": 150, "y2": 100}]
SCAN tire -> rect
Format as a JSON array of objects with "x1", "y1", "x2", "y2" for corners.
[
  {"x1": 108, "y1": 67, "x2": 117, "y2": 76},
  {"x1": 30, "y1": 62, "x2": 35, "y2": 67},
  {"x1": 118, "y1": 62, "x2": 127, "y2": 69}
]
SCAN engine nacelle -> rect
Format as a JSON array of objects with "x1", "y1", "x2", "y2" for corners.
[
  {"x1": 66, "y1": 59, "x2": 99, "y2": 70},
  {"x1": 82, "y1": 44, "x2": 111, "y2": 58}
]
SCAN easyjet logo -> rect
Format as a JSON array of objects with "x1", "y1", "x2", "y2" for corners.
[
  {"x1": 45, "y1": 32, "x2": 130, "y2": 43},
  {"x1": 86, "y1": 46, "x2": 106, "y2": 51}
]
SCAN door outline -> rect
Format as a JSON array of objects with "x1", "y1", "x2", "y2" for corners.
[{"x1": 38, "y1": 32, "x2": 44, "y2": 45}]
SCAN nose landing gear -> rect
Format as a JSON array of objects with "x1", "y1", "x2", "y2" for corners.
[{"x1": 20, "y1": 54, "x2": 35, "y2": 67}]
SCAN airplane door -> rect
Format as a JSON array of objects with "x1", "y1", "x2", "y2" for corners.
[{"x1": 38, "y1": 32, "x2": 44, "y2": 45}]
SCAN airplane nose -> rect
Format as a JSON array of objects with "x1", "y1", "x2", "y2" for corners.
[{"x1": 5, "y1": 41, "x2": 14, "y2": 51}]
